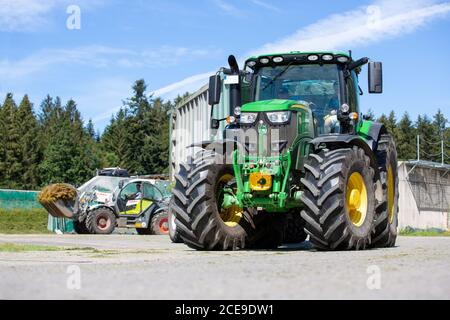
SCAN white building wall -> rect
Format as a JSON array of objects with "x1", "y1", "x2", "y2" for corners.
[{"x1": 398, "y1": 162, "x2": 449, "y2": 230}]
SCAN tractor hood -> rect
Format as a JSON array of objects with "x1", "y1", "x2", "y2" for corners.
[{"x1": 241, "y1": 99, "x2": 310, "y2": 113}]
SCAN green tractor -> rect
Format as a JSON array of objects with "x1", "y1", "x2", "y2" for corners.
[{"x1": 170, "y1": 51, "x2": 399, "y2": 251}]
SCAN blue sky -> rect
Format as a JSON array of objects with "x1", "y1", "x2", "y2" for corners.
[{"x1": 1, "y1": 0, "x2": 450, "y2": 131}]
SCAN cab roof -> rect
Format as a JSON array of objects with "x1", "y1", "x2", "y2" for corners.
[{"x1": 245, "y1": 51, "x2": 352, "y2": 68}]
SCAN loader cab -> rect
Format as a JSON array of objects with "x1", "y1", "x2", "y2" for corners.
[{"x1": 117, "y1": 180, "x2": 164, "y2": 215}]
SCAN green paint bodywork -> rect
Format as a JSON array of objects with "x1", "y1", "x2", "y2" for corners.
[
  {"x1": 230, "y1": 105, "x2": 314, "y2": 212},
  {"x1": 216, "y1": 51, "x2": 378, "y2": 214},
  {"x1": 241, "y1": 99, "x2": 308, "y2": 112},
  {"x1": 357, "y1": 120, "x2": 373, "y2": 140}
]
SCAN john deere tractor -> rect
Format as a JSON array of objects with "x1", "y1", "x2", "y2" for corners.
[{"x1": 170, "y1": 51, "x2": 399, "y2": 251}]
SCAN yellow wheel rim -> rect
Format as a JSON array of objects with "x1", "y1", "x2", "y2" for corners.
[
  {"x1": 220, "y1": 205, "x2": 243, "y2": 227},
  {"x1": 218, "y1": 174, "x2": 243, "y2": 228},
  {"x1": 387, "y1": 164, "x2": 395, "y2": 224},
  {"x1": 346, "y1": 172, "x2": 368, "y2": 227}
]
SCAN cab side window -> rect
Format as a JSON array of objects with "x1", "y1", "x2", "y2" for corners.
[
  {"x1": 120, "y1": 183, "x2": 137, "y2": 200},
  {"x1": 143, "y1": 183, "x2": 162, "y2": 201}
]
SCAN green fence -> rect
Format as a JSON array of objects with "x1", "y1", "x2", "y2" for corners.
[
  {"x1": 0, "y1": 189, "x2": 42, "y2": 209},
  {"x1": 0, "y1": 189, "x2": 73, "y2": 233}
]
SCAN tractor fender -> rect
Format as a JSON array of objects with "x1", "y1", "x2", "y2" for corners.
[
  {"x1": 363, "y1": 122, "x2": 388, "y2": 151},
  {"x1": 310, "y1": 134, "x2": 380, "y2": 181},
  {"x1": 87, "y1": 204, "x2": 116, "y2": 217}
]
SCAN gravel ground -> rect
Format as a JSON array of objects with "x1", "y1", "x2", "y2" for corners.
[{"x1": 0, "y1": 235, "x2": 449, "y2": 300}]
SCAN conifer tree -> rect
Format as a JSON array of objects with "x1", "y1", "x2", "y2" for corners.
[
  {"x1": 0, "y1": 94, "x2": 22, "y2": 189},
  {"x1": 17, "y1": 95, "x2": 41, "y2": 189}
]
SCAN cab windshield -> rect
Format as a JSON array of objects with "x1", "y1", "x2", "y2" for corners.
[{"x1": 254, "y1": 64, "x2": 342, "y2": 133}]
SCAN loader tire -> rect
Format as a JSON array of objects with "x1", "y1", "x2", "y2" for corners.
[
  {"x1": 283, "y1": 211, "x2": 307, "y2": 244},
  {"x1": 150, "y1": 210, "x2": 169, "y2": 235},
  {"x1": 172, "y1": 150, "x2": 283, "y2": 250},
  {"x1": 73, "y1": 219, "x2": 89, "y2": 234},
  {"x1": 371, "y1": 134, "x2": 399, "y2": 248},
  {"x1": 86, "y1": 207, "x2": 116, "y2": 234},
  {"x1": 301, "y1": 146, "x2": 376, "y2": 250},
  {"x1": 168, "y1": 200, "x2": 183, "y2": 243}
]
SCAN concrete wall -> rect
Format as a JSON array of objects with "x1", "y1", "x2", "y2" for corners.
[{"x1": 398, "y1": 162, "x2": 449, "y2": 230}]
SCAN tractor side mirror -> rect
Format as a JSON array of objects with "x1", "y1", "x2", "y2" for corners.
[
  {"x1": 208, "y1": 75, "x2": 221, "y2": 106},
  {"x1": 210, "y1": 118, "x2": 220, "y2": 130},
  {"x1": 118, "y1": 180, "x2": 125, "y2": 189},
  {"x1": 368, "y1": 61, "x2": 383, "y2": 93}
]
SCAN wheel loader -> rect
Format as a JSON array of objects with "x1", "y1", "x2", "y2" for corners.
[{"x1": 170, "y1": 51, "x2": 399, "y2": 251}]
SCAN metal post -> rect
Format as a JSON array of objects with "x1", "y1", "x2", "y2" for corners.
[
  {"x1": 417, "y1": 135, "x2": 420, "y2": 161},
  {"x1": 442, "y1": 140, "x2": 445, "y2": 165}
]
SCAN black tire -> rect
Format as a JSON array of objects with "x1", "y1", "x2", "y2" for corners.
[
  {"x1": 372, "y1": 134, "x2": 399, "y2": 248},
  {"x1": 135, "y1": 210, "x2": 169, "y2": 235},
  {"x1": 150, "y1": 209, "x2": 169, "y2": 235},
  {"x1": 73, "y1": 219, "x2": 89, "y2": 234},
  {"x1": 86, "y1": 207, "x2": 116, "y2": 234},
  {"x1": 283, "y1": 211, "x2": 307, "y2": 244},
  {"x1": 168, "y1": 200, "x2": 183, "y2": 243},
  {"x1": 172, "y1": 150, "x2": 283, "y2": 251},
  {"x1": 301, "y1": 146, "x2": 376, "y2": 250}
]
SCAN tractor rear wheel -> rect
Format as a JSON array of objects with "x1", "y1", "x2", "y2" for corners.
[
  {"x1": 301, "y1": 146, "x2": 376, "y2": 250},
  {"x1": 283, "y1": 211, "x2": 307, "y2": 244},
  {"x1": 372, "y1": 134, "x2": 399, "y2": 248},
  {"x1": 86, "y1": 207, "x2": 116, "y2": 234},
  {"x1": 171, "y1": 150, "x2": 283, "y2": 250}
]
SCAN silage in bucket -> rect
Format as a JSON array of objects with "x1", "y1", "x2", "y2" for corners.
[{"x1": 38, "y1": 183, "x2": 78, "y2": 218}]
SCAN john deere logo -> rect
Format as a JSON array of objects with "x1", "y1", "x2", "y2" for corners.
[{"x1": 258, "y1": 122, "x2": 267, "y2": 135}]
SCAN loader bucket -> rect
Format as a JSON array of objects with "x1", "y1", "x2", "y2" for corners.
[{"x1": 38, "y1": 184, "x2": 78, "y2": 219}]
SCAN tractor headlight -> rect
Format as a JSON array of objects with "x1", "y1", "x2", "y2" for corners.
[
  {"x1": 240, "y1": 113, "x2": 258, "y2": 124},
  {"x1": 266, "y1": 111, "x2": 291, "y2": 124}
]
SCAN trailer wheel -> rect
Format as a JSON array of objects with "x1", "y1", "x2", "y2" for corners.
[
  {"x1": 372, "y1": 134, "x2": 399, "y2": 248},
  {"x1": 283, "y1": 211, "x2": 307, "y2": 244},
  {"x1": 86, "y1": 208, "x2": 116, "y2": 234},
  {"x1": 168, "y1": 200, "x2": 183, "y2": 243},
  {"x1": 172, "y1": 150, "x2": 283, "y2": 250},
  {"x1": 301, "y1": 146, "x2": 376, "y2": 250},
  {"x1": 73, "y1": 219, "x2": 90, "y2": 234}
]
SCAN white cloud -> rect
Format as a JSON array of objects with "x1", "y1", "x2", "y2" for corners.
[
  {"x1": 249, "y1": 0, "x2": 281, "y2": 13},
  {"x1": 212, "y1": 0, "x2": 243, "y2": 17},
  {"x1": 251, "y1": 0, "x2": 450, "y2": 55},
  {"x1": 155, "y1": 0, "x2": 450, "y2": 100},
  {"x1": 152, "y1": 71, "x2": 214, "y2": 97},
  {"x1": 0, "y1": 0, "x2": 57, "y2": 31},
  {"x1": 0, "y1": 45, "x2": 219, "y2": 79},
  {"x1": 0, "y1": 0, "x2": 106, "y2": 31}
]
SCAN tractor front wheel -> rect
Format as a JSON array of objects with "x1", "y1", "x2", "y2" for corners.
[
  {"x1": 301, "y1": 146, "x2": 376, "y2": 250},
  {"x1": 171, "y1": 150, "x2": 283, "y2": 250}
]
